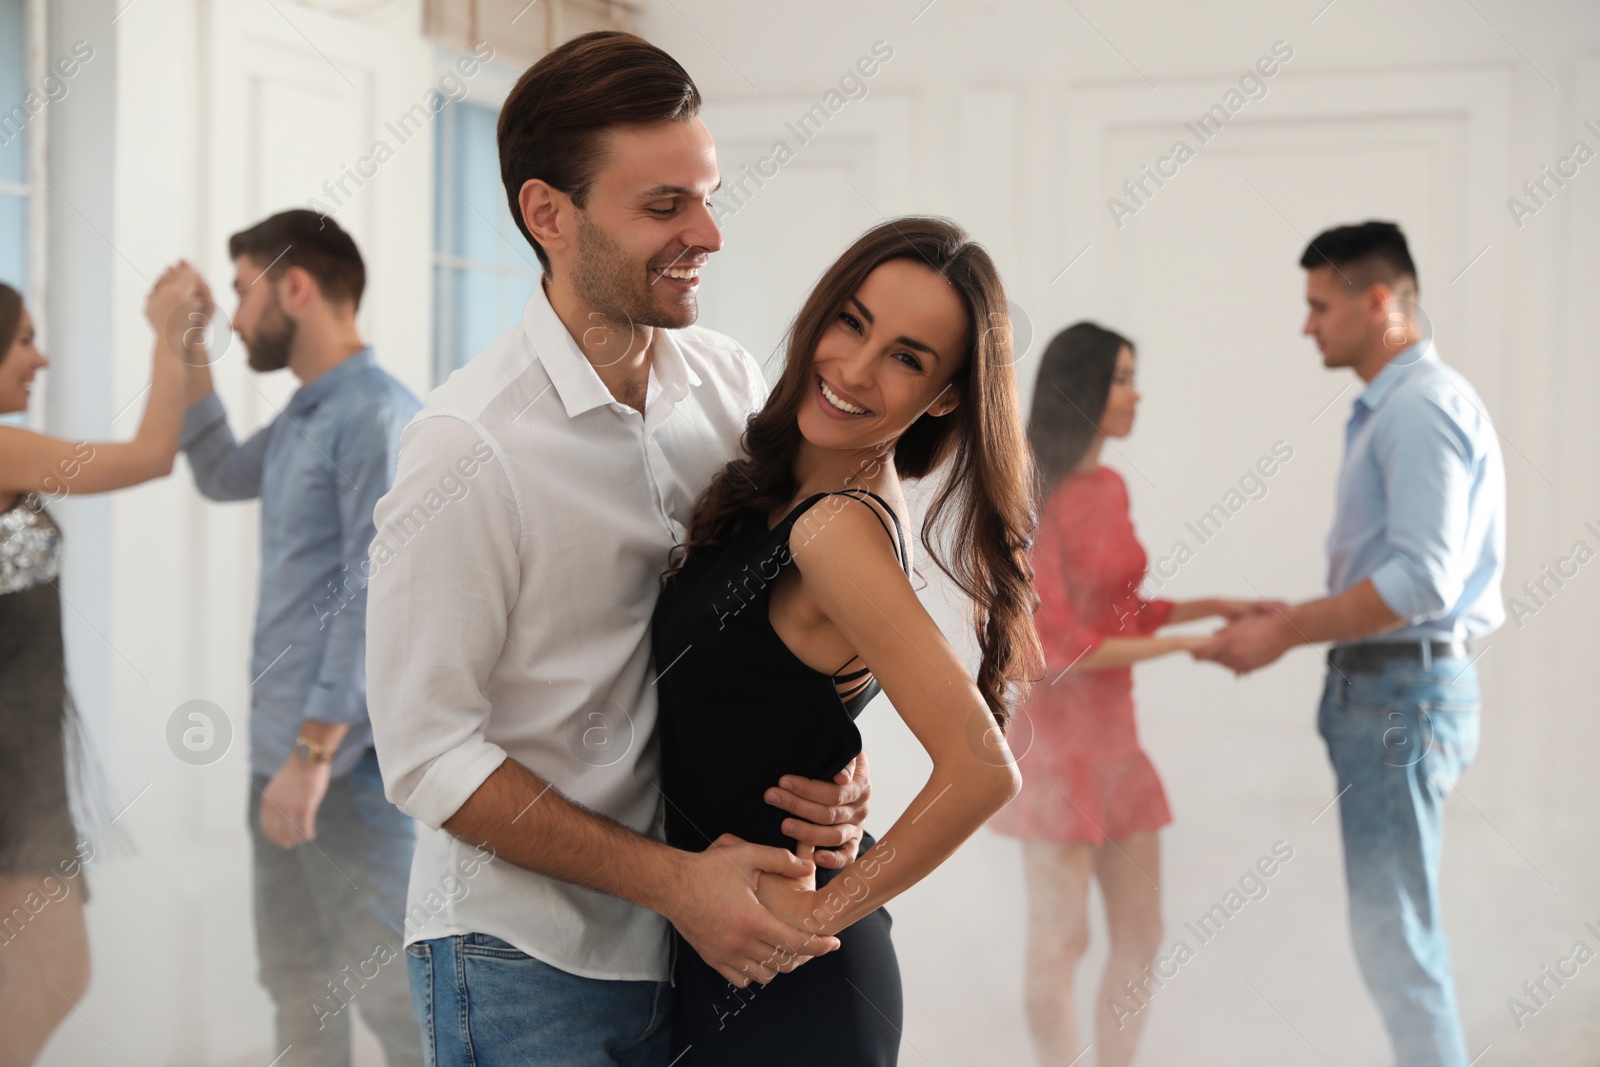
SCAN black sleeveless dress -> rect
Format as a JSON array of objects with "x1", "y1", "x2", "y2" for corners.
[
  {"x1": 652, "y1": 489, "x2": 908, "y2": 1066},
  {"x1": 0, "y1": 493, "x2": 90, "y2": 888}
]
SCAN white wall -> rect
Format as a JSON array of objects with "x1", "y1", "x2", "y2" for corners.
[{"x1": 30, "y1": 1, "x2": 1600, "y2": 1064}]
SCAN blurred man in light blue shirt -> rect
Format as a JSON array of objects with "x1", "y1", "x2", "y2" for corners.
[
  {"x1": 181, "y1": 210, "x2": 423, "y2": 1067},
  {"x1": 1324, "y1": 336, "x2": 1505, "y2": 643},
  {"x1": 1201, "y1": 221, "x2": 1504, "y2": 1067}
]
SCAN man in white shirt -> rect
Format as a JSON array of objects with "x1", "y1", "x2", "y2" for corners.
[{"x1": 366, "y1": 31, "x2": 870, "y2": 1066}]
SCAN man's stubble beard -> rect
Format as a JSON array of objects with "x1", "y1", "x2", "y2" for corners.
[
  {"x1": 245, "y1": 294, "x2": 296, "y2": 373},
  {"x1": 571, "y1": 210, "x2": 696, "y2": 333}
]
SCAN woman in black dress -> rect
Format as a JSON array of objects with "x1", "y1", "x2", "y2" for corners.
[
  {"x1": 0, "y1": 268, "x2": 202, "y2": 1063},
  {"x1": 652, "y1": 217, "x2": 1040, "y2": 1065}
]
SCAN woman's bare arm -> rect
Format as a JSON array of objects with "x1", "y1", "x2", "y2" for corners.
[
  {"x1": 1063, "y1": 599, "x2": 1271, "y2": 671},
  {"x1": 756, "y1": 497, "x2": 1021, "y2": 940},
  {"x1": 1165, "y1": 598, "x2": 1272, "y2": 625},
  {"x1": 0, "y1": 264, "x2": 203, "y2": 498},
  {"x1": 1067, "y1": 633, "x2": 1208, "y2": 672}
]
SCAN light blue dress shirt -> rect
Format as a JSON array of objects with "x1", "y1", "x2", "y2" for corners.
[
  {"x1": 1325, "y1": 339, "x2": 1506, "y2": 643},
  {"x1": 181, "y1": 348, "x2": 421, "y2": 778}
]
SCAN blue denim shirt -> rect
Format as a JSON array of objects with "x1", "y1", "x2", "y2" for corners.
[
  {"x1": 1325, "y1": 340, "x2": 1506, "y2": 643},
  {"x1": 181, "y1": 348, "x2": 421, "y2": 778}
]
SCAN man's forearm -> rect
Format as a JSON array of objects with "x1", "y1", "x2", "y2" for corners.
[
  {"x1": 441, "y1": 757, "x2": 687, "y2": 917},
  {"x1": 1282, "y1": 579, "x2": 1405, "y2": 646}
]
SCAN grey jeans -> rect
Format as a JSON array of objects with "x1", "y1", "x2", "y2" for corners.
[{"x1": 249, "y1": 747, "x2": 422, "y2": 1067}]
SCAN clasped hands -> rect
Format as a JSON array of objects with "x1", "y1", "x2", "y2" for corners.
[
  {"x1": 1189, "y1": 597, "x2": 1297, "y2": 675},
  {"x1": 670, "y1": 754, "x2": 871, "y2": 989},
  {"x1": 143, "y1": 259, "x2": 219, "y2": 361}
]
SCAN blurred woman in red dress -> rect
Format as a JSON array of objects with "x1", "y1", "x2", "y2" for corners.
[{"x1": 990, "y1": 322, "x2": 1265, "y2": 1067}]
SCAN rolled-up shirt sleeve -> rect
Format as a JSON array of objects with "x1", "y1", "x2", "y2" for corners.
[
  {"x1": 1368, "y1": 393, "x2": 1475, "y2": 622},
  {"x1": 366, "y1": 414, "x2": 519, "y2": 829},
  {"x1": 303, "y1": 401, "x2": 409, "y2": 726}
]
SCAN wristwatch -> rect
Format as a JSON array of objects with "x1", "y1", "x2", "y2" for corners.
[{"x1": 292, "y1": 735, "x2": 332, "y2": 766}]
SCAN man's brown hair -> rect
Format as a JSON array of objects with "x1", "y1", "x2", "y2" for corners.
[
  {"x1": 228, "y1": 209, "x2": 366, "y2": 309},
  {"x1": 498, "y1": 31, "x2": 702, "y2": 270}
]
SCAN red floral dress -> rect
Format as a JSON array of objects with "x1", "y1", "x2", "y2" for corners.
[{"x1": 990, "y1": 466, "x2": 1174, "y2": 844}]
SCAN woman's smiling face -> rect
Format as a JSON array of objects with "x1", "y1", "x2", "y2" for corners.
[
  {"x1": 0, "y1": 305, "x2": 45, "y2": 416},
  {"x1": 797, "y1": 257, "x2": 968, "y2": 452}
]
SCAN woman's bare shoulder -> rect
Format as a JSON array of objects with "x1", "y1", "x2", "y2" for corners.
[{"x1": 787, "y1": 491, "x2": 907, "y2": 576}]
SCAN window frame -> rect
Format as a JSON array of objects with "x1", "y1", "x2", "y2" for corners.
[
  {"x1": 429, "y1": 51, "x2": 541, "y2": 386},
  {"x1": 1, "y1": 0, "x2": 49, "y2": 429}
]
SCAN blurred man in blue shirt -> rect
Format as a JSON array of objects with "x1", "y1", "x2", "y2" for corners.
[
  {"x1": 1201, "y1": 221, "x2": 1505, "y2": 1067},
  {"x1": 181, "y1": 210, "x2": 423, "y2": 1067}
]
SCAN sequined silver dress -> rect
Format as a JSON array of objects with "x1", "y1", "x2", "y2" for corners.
[{"x1": 0, "y1": 492, "x2": 83, "y2": 880}]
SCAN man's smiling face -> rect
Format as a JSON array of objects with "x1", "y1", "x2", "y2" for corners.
[{"x1": 565, "y1": 117, "x2": 724, "y2": 330}]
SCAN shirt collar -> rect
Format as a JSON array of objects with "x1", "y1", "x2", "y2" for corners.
[
  {"x1": 1354, "y1": 338, "x2": 1436, "y2": 414},
  {"x1": 650, "y1": 324, "x2": 704, "y2": 401},
  {"x1": 287, "y1": 346, "x2": 375, "y2": 416},
  {"x1": 522, "y1": 280, "x2": 703, "y2": 420}
]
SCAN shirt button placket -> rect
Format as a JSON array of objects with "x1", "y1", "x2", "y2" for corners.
[{"x1": 642, "y1": 435, "x2": 678, "y2": 532}]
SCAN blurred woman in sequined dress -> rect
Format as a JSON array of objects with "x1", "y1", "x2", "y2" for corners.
[{"x1": 0, "y1": 267, "x2": 202, "y2": 1065}]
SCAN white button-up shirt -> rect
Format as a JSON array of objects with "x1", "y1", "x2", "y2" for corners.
[{"x1": 366, "y1": 284, "x2": 767, "y2": 981}]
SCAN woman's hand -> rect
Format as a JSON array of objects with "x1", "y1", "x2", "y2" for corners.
[{"x1": 754, "y1": 842, "x2": 825, "y2": 957}]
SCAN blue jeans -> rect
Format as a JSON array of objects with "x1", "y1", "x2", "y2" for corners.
[
  {"x1": 406, "y1": 933, "x2": 672, "y2": 1067},
  {"x1": 250, "y1": 748, "x2": 421, "y2": 1067},
  {"x1": 1318, "y1": 652, "x2": 1481, "y2": 1067}
]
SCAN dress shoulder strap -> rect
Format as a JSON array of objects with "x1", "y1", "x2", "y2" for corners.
[
  {"x1": 830, "y1": 488, "x2": 908, "y2": 575},
  {"x1": 777, "y1": 488, "x2": 908, "y2": 577}
]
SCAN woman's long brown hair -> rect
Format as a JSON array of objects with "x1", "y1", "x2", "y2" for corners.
[
  {"x1": 0, "y1": 283, "x2": 23, "y2": 358},
  {"x1": 1027, "y1": 321, "x2": 1132, "y2": 499},
  {"x1": 677, "y1": 217, "x2": 1041, "y2": 727}
]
